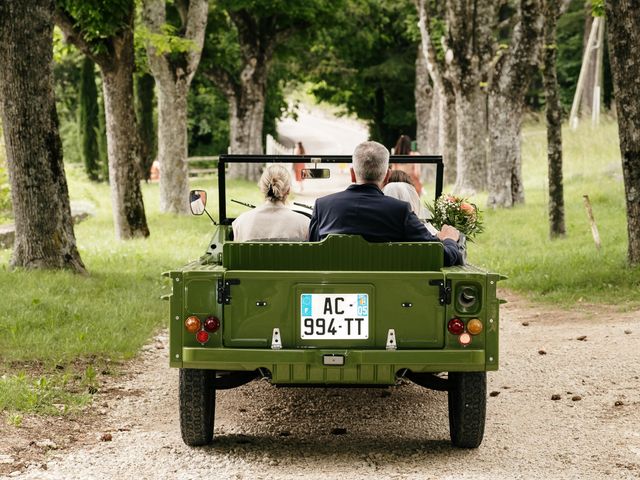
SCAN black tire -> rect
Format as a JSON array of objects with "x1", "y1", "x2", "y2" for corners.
[
  {"x1": 179, "y1": 368, "x2": 216, "y2": 446},
  {"x1": 448, "y1": 372, "x2": 486, "y2": 448}
]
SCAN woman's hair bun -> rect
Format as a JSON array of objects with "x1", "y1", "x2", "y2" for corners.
[{"x1": 259, "y1": 164, "x2": 291, "y2": 202}]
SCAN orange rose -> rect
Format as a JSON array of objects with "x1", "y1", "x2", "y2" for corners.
[{"x1": 460, "y1": 202, "x2": 475, "y2": 215}]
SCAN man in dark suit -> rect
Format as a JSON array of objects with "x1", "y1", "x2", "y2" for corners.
[{"x1": 308, "y1": 141, "x2": 462, "y2": 267}]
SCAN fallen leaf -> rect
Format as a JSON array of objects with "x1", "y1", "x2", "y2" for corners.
[
  {"x1": 100, "y1": 433, "x2": 112, "y2": 442},
  {"x1": 489, "y1": 391, "x2": 500, "y2": 397},
  {"x1": 538, "y1": 349, "x2": 547, "y2": 355},
  {"x1": 551, "y1": 394, "x2": 561, "y2": 401},
  {"x1": 571, "y1": 395, "x2": 582, "y2": 401},
  {"x1": 577, "y1": 335, "x2": 587, "y2": 341}
]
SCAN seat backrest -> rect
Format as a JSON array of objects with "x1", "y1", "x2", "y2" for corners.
[{"x1": 222, "y1": 234, "x2": 444, "y2": 271}]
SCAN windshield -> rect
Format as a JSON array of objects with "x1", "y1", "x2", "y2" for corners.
[{"x1": 197, "y1": 156, "x2": 442, "y2": 224}]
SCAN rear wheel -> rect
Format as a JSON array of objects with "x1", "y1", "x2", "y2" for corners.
[
  {"x1": 179, "y1": 368, "x2": 215, "y2": 446},
  {"x1": 448, "y1": 372, "x2": 486, "y2": 448}
]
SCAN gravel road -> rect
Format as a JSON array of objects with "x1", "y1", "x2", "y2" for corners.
[{"x1": 4, "y1": 293, "x2": 640, "y2": 480}]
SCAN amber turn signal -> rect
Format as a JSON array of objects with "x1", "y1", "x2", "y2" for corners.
[
  {"x1": 184, "y1": 316, "x2": 201, "y2": 333},
  {"x1": 467, "y1": 319, "x2": 483, "y2": 335}
]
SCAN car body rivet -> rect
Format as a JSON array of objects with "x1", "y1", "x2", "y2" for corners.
[
  {"x1": 175, "y1": 316, "x2": 180, "y2": 320},
  {"x1": 175, "y1": 278, "x2": 180, "y2": 282},
  {"x1": 175, "y1": 354, "x2": 179, "y2": 359},
  {"x1": 490, "y1": 281, "x2": 494, "y2": 285},
  {"x1": 489, "y1": 318, "x2": 494, "y2": 323},
  {"x1": 489, "y1": 357, "x2": 494, "y2": 362}
]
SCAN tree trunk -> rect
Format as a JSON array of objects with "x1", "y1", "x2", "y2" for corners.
[
  {"x1": 454, "y1": 89, "x2": 488, "y2": 195},
  {"x1": 54, "y1": 7, "x2": 150, "y2": 240},
  {"x1": 156, "y1": 81, "x2": 190, "y2": 212},
  {"x1": 135, "y1": 72, "x2": 156, "y2": 182},
  {"x1": 227, "y1": 89, "x2": 265, "y2": 181},
  {"x1": 78, "y1": 56, "x2": 101, "y2": 182},
  {"x1": 543, "y1": 1, "x2": 566, "y2": 238},
  {"x1": 101, "y1": 36, "x2": 150, "y2": 239},
  {"x1": 444, "y1": 1, "x2": 498, "y2": 195},
  {"x1": 0, "y1": 0, "x2": 85, "y2": 272},
  {"x1": 580, "y1": 7, "x2": 596, "y2": 117},
  {"x1": 440, "y1": 81, "x2": 457, "y2": 186},
  {"x1": 426, "y1": 81, "x2": 441, "y2": 154},
  {"x1": 143, "y1": 0, "x2": 208, "y2": 213},
  {"x1": 487, "y1": 96, "x2": 525, "y2": 207},
  {"x1": 487, "y1": 0, "x2": 543, "y2": 208},
  {"x1": 415, "y1": 45, "x2": 433, "y2": 155},
  {"x1": 605, "y1": 0, "x2": 640, "y2": 265}
]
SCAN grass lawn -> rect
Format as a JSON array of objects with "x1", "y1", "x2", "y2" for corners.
[
  {"x1": 467, "y1": 118, "x2": 640, "y2": 307},
  {"x1": 1, "y1": 117, "x2": 639, "y2": 416}
]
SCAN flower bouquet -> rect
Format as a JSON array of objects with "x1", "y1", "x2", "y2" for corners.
[{"x1": 426, "y1": 194, "x2": 484, "y2": 240}]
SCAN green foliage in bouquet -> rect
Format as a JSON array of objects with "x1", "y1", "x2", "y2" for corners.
[{"x1": 426, "y1": 194, "x2": 484, "y2": 240}]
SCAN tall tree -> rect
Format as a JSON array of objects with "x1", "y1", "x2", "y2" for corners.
[
  {"x1": 55, "y1": 0, "x2": 150, "y2": 239},
  {"x1": 445, "y1": 1, "x2": 499, "y2": 195},
  {"x1": 203, "y1": 0, "x2": 339, "y2": 180},
  {"x1": 0, "y1": 0, "x2": 85, "y2": 272},
  {"x1": 414, "y1": 45, "x2": 433, "y2": 156},
  {"x1": 142, "y1": 0, "x2": 208, "y2": 214},
  {"x1": 78, "y1": 56, "x2": 102, "y2": 181},
  {"x1": 542, "y1": 0, "x2": 572, "y2": 238},
  {"x1": 308, "y1": 0, "x2": 417, "y2": 149},
  {"x1": 605, "y1": 0, "x2": 640, "y2": 265},
  {"x1": 135, "y1": 72, "x2": 156, "y2": 182},
  {"x1": 416, "y1": 0, "x2": 457, "y2": 185},
  {"x1": 486, "y1": 0, "x2": 543, "y2": 208}
]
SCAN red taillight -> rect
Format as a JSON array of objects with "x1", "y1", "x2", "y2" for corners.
[
  {"x1": 196, "y1": 330, "x2": 209, "y2": 344},
  {"x1": 204, "y1": 316, "x2": 220, "y2": 332},
  {"x1": 448, "y1": 318, "x2": 465, "y2": 335}
]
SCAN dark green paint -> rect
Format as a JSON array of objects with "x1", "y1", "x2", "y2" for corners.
[{"x1": 167, "y1": 231, "x2": 503, "y2": 384}]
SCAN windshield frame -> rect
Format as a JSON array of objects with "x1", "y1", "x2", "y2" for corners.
[{"x1": 217, "y1": 154, "x2": 444, "y2": 225}]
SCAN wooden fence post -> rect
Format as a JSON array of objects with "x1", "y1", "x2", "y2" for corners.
[{"x1": 583, "y1": 194, "x2": 601, "y2": 250}]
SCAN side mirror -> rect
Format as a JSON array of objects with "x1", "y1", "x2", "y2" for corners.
[
  {"x1": 301, "y1": 168, "x2": 331, "y2": 179},
  {"x1": 189, "y1": 190, "x2": 207, "y2": 215}
]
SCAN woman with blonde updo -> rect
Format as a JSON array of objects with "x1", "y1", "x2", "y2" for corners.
[{"x1": 232, "y1": 164, "x2": 310, "y2": 242}]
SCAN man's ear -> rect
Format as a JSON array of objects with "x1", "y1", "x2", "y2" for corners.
[
  {"x1": 382, "y1": 168, "x2": 391, "y2": 185},
  {"x1": 350, "y1": 167, "x2": 356, "y2": 183}
]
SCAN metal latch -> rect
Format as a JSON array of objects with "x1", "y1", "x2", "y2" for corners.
[
  {"x1": 271, "y1": 328, "x2": 282, "y2": 350},
  {"x1": 386, "y1": 329, "x2": 397, "y2": 350},
  {"x1": 217, "y1": 278, "x2": 240, "y2": 305},
  {"x1": 429, "y1": 279, "x2": 452, "y2": 305}
]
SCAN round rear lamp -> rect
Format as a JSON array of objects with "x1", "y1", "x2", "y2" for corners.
[
  {"x1": 196, "y1": 330, "x2": 209, "y2": 344},
  {"x1": 467, "y1": 318, "x2": 483, "y2": 335},
  {"x1": 448, "y1": 318, "x2": 465, "y2": 336},
  {"x1": 184, "y1": 316, "x2": 201, "y2": 333},
  {"x1": 204, "y1": 316, "x2": 220, "y2": 332},
  {"x1": 459, "y1": 332, "x2": 472, "y2": 346}
]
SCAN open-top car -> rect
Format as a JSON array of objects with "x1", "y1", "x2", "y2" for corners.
[{"x1": 164, "y1": 154, "x2": 504, "y2": 448}]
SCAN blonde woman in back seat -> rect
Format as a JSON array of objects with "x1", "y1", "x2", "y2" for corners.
[{"x1": 232, "y1": 164, "x2": 310, "y2": 242}]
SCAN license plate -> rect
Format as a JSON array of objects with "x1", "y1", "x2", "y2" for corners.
[{"x1": 300, "y1": 293, "x2": 369, "y2": 339}]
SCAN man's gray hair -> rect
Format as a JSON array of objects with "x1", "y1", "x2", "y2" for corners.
[{"x1": 352, "y1": 141, "x2": 390, "y2": 182}]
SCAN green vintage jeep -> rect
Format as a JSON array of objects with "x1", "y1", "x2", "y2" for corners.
[{"x1": 165, "y1": 154, "x2": 503, "y2": 448}]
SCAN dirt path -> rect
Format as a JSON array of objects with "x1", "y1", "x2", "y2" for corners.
[{"x1": 2, "y1": 292, "x2": 640, "y2": 479}]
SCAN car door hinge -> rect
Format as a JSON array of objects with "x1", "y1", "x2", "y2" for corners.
[
  {"x1": 217, "y1": 278, "x2": 240, "y2": 305},
  {"x1": 429, "y1": 279, "x2": 452, "y2": 305}
]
